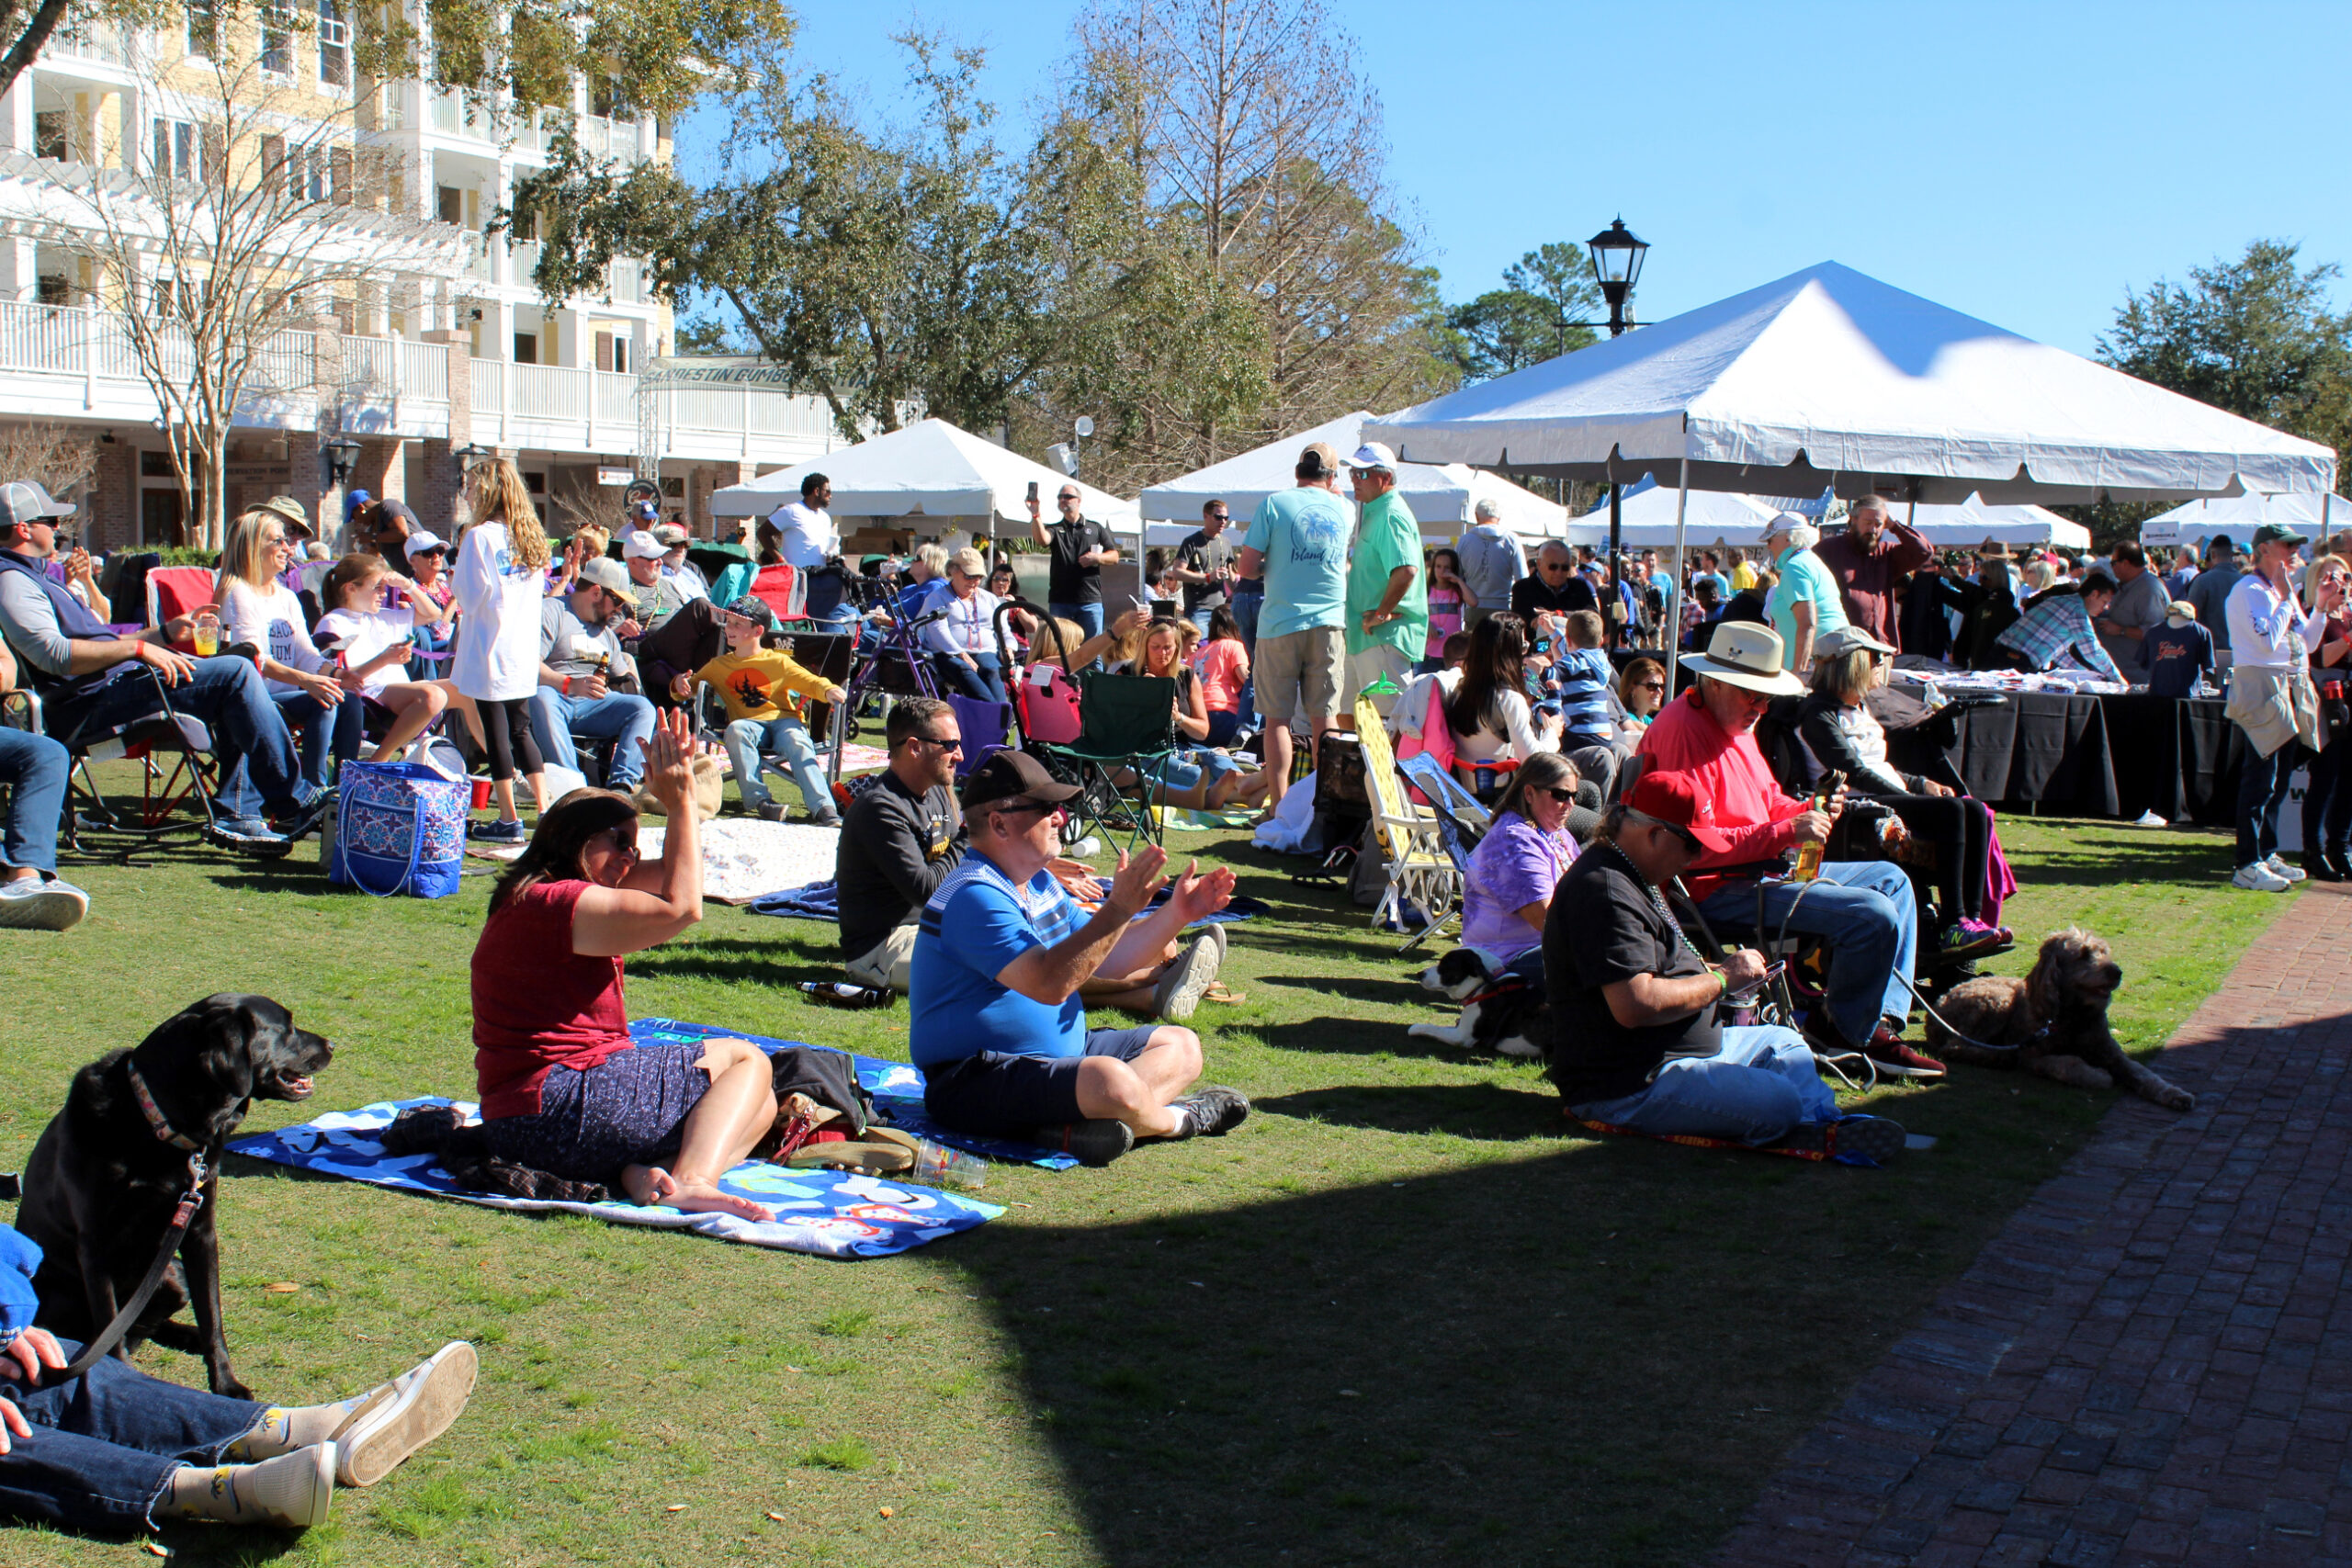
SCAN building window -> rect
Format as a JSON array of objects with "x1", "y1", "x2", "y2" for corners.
[
  {"x1": 435, "y1": 185, "x2": 461, "y2": 224},
  {"x1": 260, "y1": 3, "x2": 291, "y2": 74},
  {"x1": 36, "y1": 276, "x2": 70, "y2": 306},
  {"x1": 153, "y1": 118, "x2": 201, "y2": 180},
  {"x1": 513, "y1": 333, "x2": 537, "y2": 365},
  {"x1": 595, "y1": 333, "x2": 629, "y2": 373},
  {"x1": 317, "y1": 0, "x2": 349, "y2": 87},
  {"x1": 35, "y1": 110, "x2": 68, "y2": 163},
  {"x1": 185, "y1": 0, "x2": 217, "y2": 60}
]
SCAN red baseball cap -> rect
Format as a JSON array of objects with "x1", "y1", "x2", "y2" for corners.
[{"x1": 1623, "y1": 769, "x2": 1735, "y2": 855}]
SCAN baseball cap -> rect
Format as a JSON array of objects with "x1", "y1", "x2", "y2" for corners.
[
  {"x1": 718, "y1": 593, "x2": 775, "y2": 629},
  {"x1": 258, "y1": 494, "x2": 313, "y2": 537},
  {"x1": 1813, "y1": 626, "x2": 1895, "y2": 660},
  {"x1": 0, "y1": 480, "x2": 76, "y2": 533},
  {"x1": 961, "y1": 749, "x2": 1081, "y2": 814},
  {"x1": 1296, "y1": 441, "x2": 1342, "y2": 481},
  {"x1": 1344, "y1": 441, "x2": 1397, "y2": 471},
  {"x1": 1622, "y1": 768, "x2": 1735, "y2": 856},
  {"x1": 402, "y1": 530, "x2": 448, "y2": 558},
  {"x1": 576, "y1": 556, "x2": 639, "y2": 605},
  {"x1": 2253, "y1": 522, "x2": 2309, "y2": 552},
  {"x1": 654, "y1": 523, "x2": 689, "y2": 547},
  {"x1": 620, "y1": 528, "x2": 666, "y2": 560}
]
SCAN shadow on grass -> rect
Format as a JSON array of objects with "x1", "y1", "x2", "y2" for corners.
[
  {"x1": 1254, "y1": 1080, "x2": 1559, "y2": 1139},
  {"x1": 1255, "y1": 1015, "x2": 1465, "y2": 1062}
]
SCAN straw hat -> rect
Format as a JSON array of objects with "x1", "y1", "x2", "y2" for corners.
[{"x1": 1682, "y1": 620, "x2": 1806, "y2": 695}]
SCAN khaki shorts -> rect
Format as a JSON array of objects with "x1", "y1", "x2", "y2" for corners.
[
  {"x1": 843, "y1": 922, "x2": 918, "y2": 993},
  {"x1": 1341, "y1": 644, "x2": 1413, "y2": 717},
  {"x1": 1253, "y1": 626, "x2": 1344, "y2": 725}
]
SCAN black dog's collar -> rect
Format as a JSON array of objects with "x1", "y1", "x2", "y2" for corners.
[{"x1": 125, "y1": 1060, "x2": 204, "y2": 1153}]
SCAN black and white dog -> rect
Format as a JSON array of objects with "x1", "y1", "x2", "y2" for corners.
[{"x1": 1409, "y1": 949, "x2": 1549, "y2": 1060}]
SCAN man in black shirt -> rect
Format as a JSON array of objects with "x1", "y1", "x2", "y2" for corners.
[
  {"x1": 1174, "y1": 501, "x2": 1235, "y2": 636},
  {"x1": 839, "y1": 699, "x2": 967, "y2": 990},
  {"x1": 1028, "y1": 483, "x2": 1120, "y2": 639},
  {"x1": 1511, "y1": 540, "x2": 1600, "y2": 619},
  {"x1": 1545, "y1": 769, "x2": 1906, "y2": 1162}
]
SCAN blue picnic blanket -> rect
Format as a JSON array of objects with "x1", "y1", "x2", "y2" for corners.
[{"x1": 747, "y1": 880, "x2": 1271, "y2": 926}]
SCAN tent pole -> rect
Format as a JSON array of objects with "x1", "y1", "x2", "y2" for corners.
[
  {"x1": 1665, "y1": 458, "x2": 1690, "y2": 692},
  {"x1": 1608, "y1": 479, "x2": 1623, "y2": 649}
]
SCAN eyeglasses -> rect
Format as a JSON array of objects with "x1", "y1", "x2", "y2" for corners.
[
  {"x1": 1637, "y1": 680, "x2": 1667, "y2": 691},
  {"x1": 1626, "y1": 808, "x2": 1702, "y2": 855},
  {"x1": 1057, "y1": 493, "x2": 1079, "y2": 503},
  {"x1": 1537, "y1": 785, "x2": 1577, "y2": 803},
  {"x1": 1208, "y1": 513, "x2": 1229, "y2": 522},
  {"x1": 990, "y1": 800, "x2": 1060, "y2": 819},
  {"x1": 1540, "y1": 563, "x2": 1571, "y2": 575},
  {"x1": 913, "y1": 733, "x2": 964, "y2": 753}
]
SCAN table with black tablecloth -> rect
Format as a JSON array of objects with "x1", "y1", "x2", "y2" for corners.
[{"x1": 1885, "y1": 686, "x2": 2251, "y2": 823}]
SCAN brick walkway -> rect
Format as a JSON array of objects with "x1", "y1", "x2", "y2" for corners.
[{"x1": 1712, "y1": 886, "x2": 2352, "y2": 1568}]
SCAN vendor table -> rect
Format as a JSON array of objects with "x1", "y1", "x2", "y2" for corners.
[{"x1": 1890, "y1": 688, "x2": 2249, "y2": 823}]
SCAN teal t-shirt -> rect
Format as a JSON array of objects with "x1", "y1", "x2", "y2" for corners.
[
  {"x1": 1765, "y1": 547, "x2": 1849, "y2": 668},
  {"x1": 1243, "y1": 486, "x2": 1351, "y2": 637},
  {"x1": 1346, "y1": 490, "x2": 1429, "y2": 658}
]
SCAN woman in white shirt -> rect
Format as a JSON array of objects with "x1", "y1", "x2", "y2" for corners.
[
  {"x1": 452, "y1": 459, "x2": 552, "y2": 840},
  {"x1": 313, "y1": 553, "x2": 477, "y2": 762},
  {"x1": 214, "y1": 506, "x2": 360, "y2": 806},
  {"x1": 920, "y1": 547, "x2": 1007, "y2": 704},
  {"x1": 1444, "y1": 613, "x2": 1560, "y2": 799}
]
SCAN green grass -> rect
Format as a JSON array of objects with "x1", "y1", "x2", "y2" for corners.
[{"x1": 0, "y1": 809, "x2": 2286, "y2": 1567}]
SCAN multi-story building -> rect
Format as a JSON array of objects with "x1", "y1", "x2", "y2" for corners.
[{"x1": 0, "y1": 5, "x2": 836, "y2": 551}]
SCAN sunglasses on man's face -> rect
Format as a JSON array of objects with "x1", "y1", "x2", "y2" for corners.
[
  {"x1": 913, "y1": 733, "x2": 964, "y2": 753},
  {"x1": 1540, "y1": 563, "x2": 1571, "y2": 575}
]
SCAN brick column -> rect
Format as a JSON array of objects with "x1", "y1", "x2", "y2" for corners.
[
  {"x1": 692, "y1": 461, "x2": 755, "y2": 541},
  {"x1": 86, "y1": 436, "x2": 134, "y2": 554},
  {"x1": 305, "y1": 316, "x2": 345, "y2": 541}
]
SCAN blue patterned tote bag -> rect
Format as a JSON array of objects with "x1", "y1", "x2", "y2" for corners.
[{"x1": 326, "y1": 760, "x2": 470, "y2": 898}]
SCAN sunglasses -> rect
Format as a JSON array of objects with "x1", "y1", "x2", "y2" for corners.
[
  {"x1": 913, "y1": 733, "x2": 964, "y2": 753},
  {"x1": 1540, "y1": 563, "x2": 1571, "y2": 573},
  {"x1": 990, "y1": 800, "x2": 1060, "y2": 819},
  {"x1": 1637, "y1": 680, "x2": 1667, "y2": 691},
  {"x1": 1537, "y1": 785, "x2": 1577, "y2": 803}
]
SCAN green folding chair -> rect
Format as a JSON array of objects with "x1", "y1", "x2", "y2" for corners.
[{"x1": 1035, "y1": 671, "x2": 1179, "y2": 852}]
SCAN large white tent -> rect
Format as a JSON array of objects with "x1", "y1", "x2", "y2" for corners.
[
  {"x1": 2139, "y1": 491, "x2": 2351, "y2": 548},
  {"x1": 1561, "y1": 479, "x2": 1779, "y2": 549},
  {"x1": 1136, "y1": 410, "x2": 1568, "y2": 544},
  {"x1": 707, "y1": 418, "x2": 1137, "y2": 542},
  {"x1": 1905, "y1": 498, "x2": 2089, "y2": 548}
]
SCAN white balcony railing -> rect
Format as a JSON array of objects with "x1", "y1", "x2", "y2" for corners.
[{"x1": 399, "y1": 338, "x2": 449, "y2": 400}]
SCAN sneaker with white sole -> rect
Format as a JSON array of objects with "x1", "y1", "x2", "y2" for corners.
[
  {"x1": 332, "y1": 1341, "x2": 478, "y2": 1487},
  {"x1": 2264, "y1": 853, "x2": 2308, "y2": 884},
  {"x1": 2232, "y1": 862, "x2": 2291, "y2": 892},
  {"x1": 2129, "y1": 808, "x2": 2168, "y2": 828},
  {"x1": 0, "y1": 875, "x2": 87, "y2": 931},
  {"x1": 1151, "y1": 931, "x2": 1222, "y2": 1021},
  {"x1": 238, "y1": 1443, "x2": 336, "y2": 1529}
]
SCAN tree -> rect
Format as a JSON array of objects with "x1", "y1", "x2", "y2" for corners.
[
  {"x1": 1445, "y1": 243, "x2": 1602, "y2": 383},
  {"x1": 2082, "y1": 239, "x2": 2352, "y2": 547},
  {"x1": 48, "y1": 10, "x2": 458, "y2": 547}
]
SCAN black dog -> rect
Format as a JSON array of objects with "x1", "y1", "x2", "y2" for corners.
[{"x1": 17, "y1": 993, "x2": 333, "y2": 1397}]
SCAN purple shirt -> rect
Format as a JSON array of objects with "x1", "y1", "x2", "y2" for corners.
[{"x1": 1461, "y1": 810, "x2": 1577, "y2": 960}]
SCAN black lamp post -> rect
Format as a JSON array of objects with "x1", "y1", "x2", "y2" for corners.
[
  {"x1": 1586, "y1": 218, "x2": 1649, "y2": 646},
  {"x1": 455, "y1": 443, "x2": 492, "y2": 469},
  {"x1": 321, "y1": 435, "x2": 363, "y2": 490}
]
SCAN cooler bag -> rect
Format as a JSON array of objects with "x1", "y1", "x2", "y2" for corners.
[{"x1": 327, "y1": 760, "x2": 470, "y2": 898}]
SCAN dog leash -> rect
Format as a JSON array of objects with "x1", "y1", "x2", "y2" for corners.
[{"x1": 56, "y1": 1149, "x2": 208, "y2": 1382}]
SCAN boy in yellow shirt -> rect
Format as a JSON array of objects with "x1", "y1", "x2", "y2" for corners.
[{"x1": 690, "y1": 599, "x2": 848, "y2": 823}]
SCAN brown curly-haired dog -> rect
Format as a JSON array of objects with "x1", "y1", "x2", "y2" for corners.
[{"x1": 1925, "y1": 927, "x2": 2194, "y2": 1111}]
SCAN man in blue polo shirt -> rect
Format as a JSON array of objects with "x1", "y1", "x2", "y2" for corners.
[{"x1": 910, "y1": 750, "x2": 1250, "y2": 1166}]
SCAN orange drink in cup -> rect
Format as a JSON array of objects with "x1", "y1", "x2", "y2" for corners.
[{"x1": 192, "y1": 611, "x2": 220, "y2": 657}]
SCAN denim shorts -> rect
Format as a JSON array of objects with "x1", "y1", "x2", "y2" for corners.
[
  {"x1": 922, "y1": 1025, "x2": 1160, "y2": 1137},
  {"x1": 1149, "y1": 747, "x2": 1244, "y2": 793}
]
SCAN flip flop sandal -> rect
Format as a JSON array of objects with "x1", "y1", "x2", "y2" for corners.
[
  {"x1": 1202, "y1": 983, "x2": 1247, "y2": 1005},
  {"x1": 786, "y1": 1142, "x2": 913, "y2": 1176}
]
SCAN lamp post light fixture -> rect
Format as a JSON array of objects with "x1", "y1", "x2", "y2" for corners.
[
  {"x1": 1585, "y1": 218, "x2": 1650, "y2": 647},
  {"x1": 454, "y1": 443, "x2": 492, "y2": 470},
  {"x1": 321, "y1": 435, "x2": 363, "y2": 490}
]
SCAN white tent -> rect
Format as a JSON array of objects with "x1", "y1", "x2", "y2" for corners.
[
  {"x1": 1561, "y1": 479, "x2": 1781, "y2": 549},
  {"x1": 2139, "y1": 491, "x2": 2351, "y2": 548},
  {"x1": 1136, "y1": 410, "x2": 1568, "y2": 541},
  {"x1": 1905, "y1": 498, "x2": 2089, "y2": 548},
  {"x1": 706, "y1": 419, "x2": 1137, "y2": 542}
]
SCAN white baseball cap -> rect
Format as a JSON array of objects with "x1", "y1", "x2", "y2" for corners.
[
  {"x1": 402, "y1": 530, "x2": 448, "y2": 558},
  {"x1": 1344, "y1": 442, "x2": 1398, "y2": 472},
  {"x1": 620, "y1": 528, "x2": 666, "y2": 560}
]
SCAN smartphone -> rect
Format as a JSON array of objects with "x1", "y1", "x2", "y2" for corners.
[
  {"x1": 1725, "y1": 960, "x2": 1787, "y2": 1001},
  {"x1": 1026, "y1": 480, "x2": 1039, "y2": 505}
]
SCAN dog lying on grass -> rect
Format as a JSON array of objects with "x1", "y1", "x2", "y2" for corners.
[
  {"x1": 1925, "y1": 928, "x2": 2194, "y2": 1111},
  {"x1": 1408, "y1": 948, "x2": 1549, "y2": 1060},
  {"x1": 17, "y1": 994, "x2": 334, "y2": 1397}
]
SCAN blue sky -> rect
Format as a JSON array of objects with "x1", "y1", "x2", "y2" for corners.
[{"x1": 686, "y1": 1, "x2": 2351, "y2": 355}]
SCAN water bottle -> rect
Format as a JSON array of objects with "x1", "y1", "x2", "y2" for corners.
[
  {"x1": 908, "y1": 1139, "x2": 989, "y2": 1191},
  {"x1": 798, "y1": 981, "x2": 893, "y2": 1010}
]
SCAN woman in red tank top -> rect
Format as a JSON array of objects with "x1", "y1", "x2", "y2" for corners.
[{"x1": 470, "y1": 710, "x2": 778, "y2": 1221}]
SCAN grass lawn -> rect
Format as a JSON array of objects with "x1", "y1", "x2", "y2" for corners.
[{"x1": 0, "y1": 807, "x2": 2290, "y2": 1567}]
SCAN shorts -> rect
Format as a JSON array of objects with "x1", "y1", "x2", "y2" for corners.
[
  {"x1": 1341, "y1": 644, "x2": 1412, "y2": 716},
  {"x1": 921, "y1": 1025, "x2": 1162, "y2": 1139},
  {"x1": 479, "y1": 1042, "x2": 714, "y2": 1184},
  {"x1": 1253, "y1": 626, "x2": 1344, "y2": 725},
  {"x1": 843, "y1": 922, "x2": 918, "y2": 993},
  {"x1": 1148, "y1": 747, "x2": 1244, "y2": 794}
]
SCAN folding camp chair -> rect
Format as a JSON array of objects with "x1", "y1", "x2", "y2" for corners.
[
  {"x1": 145, "y1": 566, "x2": 219, "y2": 649},
  {"x1": 941, "y1": 694, "x2": 1012, "y2": 780},
  {"x1": 1034, "y1": 672, "x2": 1179, "y2": 853},
  {"x1": 3, "y1": 666, "x2": 232, "y2": 862},
  {"x1": 1352, "y1": 695, "x2": 1462, "y2": 949}
]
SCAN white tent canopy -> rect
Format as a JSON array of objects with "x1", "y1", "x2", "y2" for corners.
[
  {"x1": 2139, "y1": 491, "x2": 2351, "y2": 548},
  {"x1": 707, "y1": 418, "x2": 1137, "y2": 536},
  {"x1": 1136, "y1": 410, "x2": 1567, "y2": 536},
  {"x1": 1366, "y1": 262, "x2": 2336, "y2": 506},
  {"x1": 1560, "y1": 479, "x2": 1780, "y2": 549},
  {"x1": 1904, "y1": 498, "x2": 2089, "y2": 548}
]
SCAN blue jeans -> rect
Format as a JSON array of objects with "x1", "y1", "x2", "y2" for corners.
[
  {"x1": 935, "y1": 651, "x2": 1007, "y2": 705},
  {"x1": 529, "y1": 688, "x2": 657, "y2": 790},
  {"x1": 47, "y1": 659, "x2": 311, "y2": 818},
  {"x1": 1204, "y1": 708, "x2": 1243, "y2": 747},
  {"x1": 223, "y1": 689, "x2": 360, "y2": 818},
  {"x1": 0, "y1": 724, "x2": 70, "y2": 874},
  {"x1": 724, "y1": 715, "x2": 830, "y2": 815},
  {"x1": 1696, "y1": 862, "x2": 1919, "y2": 1048},
  {"x1": 0, "y1": 1335, "x2": 265, "y2": 1531},
  {"x1": 2237, "y1": 740, "x2": 2301, "y2": 867},
  {"x1": 1188, "y1": 606, "x2": 1216, "y2": 637},
  {"x1": 1572, "y1": 1025, "x2": 1834, "y2": 1144},
  {"x1": 1230, "y1": 585, "x2": 1262, "y2": 652},
  {"x1": 1050, "y1": 602, "x2": 1104, "y2": 641}
]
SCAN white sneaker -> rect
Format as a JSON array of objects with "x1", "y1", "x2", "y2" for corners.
[
  {"x1": 333, "y1": 1341, "x2": 478, "y2": 1487},
  {"x1": 2130, "y1": 809, "x2": 2168, "y2": 828},
  {"x1": 0, "y1": 875, "x2": 87, "y2": 931},
  {"x1": 2265, "y1": 853, "x2": 2309, "y2": 884},
  {"x1": 2233, "y1": 862, "x2": 2291, "y2": 892}
]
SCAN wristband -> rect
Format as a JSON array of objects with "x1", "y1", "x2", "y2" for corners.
[
  {"x1": 561, "y1": 676, "x2": 572, "y2": 694},
  {"x1": 1713, "y1": 967, "x2": 1729, "y2": 998}
]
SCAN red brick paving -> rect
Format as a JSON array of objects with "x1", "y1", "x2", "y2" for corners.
[{"x1": 1711, "y1": 885, "x2": 2352, "y2": 1568}]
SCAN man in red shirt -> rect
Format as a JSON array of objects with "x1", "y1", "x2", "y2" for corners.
[
  {"x1": 1812, "y1": 496, "x2": 1933, "y2": 648},
  {"x1": 1636, "y1": 620, "x2": 1940, "y2": 1077}
]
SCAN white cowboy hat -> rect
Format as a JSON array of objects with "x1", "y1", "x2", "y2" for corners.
[{"x1": 1682, "y1": 620, "x2": 1807, "y2": 695}]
